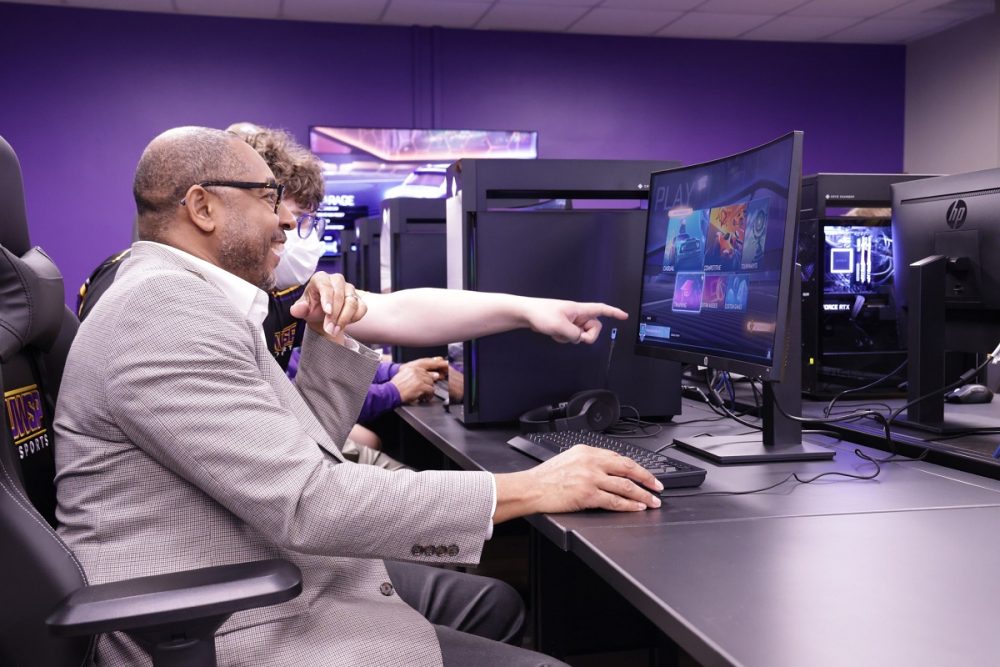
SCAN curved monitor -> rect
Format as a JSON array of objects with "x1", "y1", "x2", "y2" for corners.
[{"x1": 636, "y1": 132, "x2": 803, "y2": 381}]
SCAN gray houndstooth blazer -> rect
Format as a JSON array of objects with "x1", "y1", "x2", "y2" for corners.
[{"x1": 54, "y1": 242, "x2": 495, "y2": 666}]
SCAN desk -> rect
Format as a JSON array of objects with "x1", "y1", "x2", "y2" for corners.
[
  {"x1": 809, "y1": 396, "x2": 1000, "y2": 478},
  {"x1": 573, "y1": 507, "x2": 1000, "y2": 667},
  {"x1": 396, "y1": 400, "x2": 1000, "y2": 666}
]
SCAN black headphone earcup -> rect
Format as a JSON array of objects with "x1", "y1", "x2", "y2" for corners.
[
  {"x1": 519, "y1": 390, "x2": 620, "y2": 434},
  {"x1": 566, "y1": 390, "x2": 620, "y2": 432}
]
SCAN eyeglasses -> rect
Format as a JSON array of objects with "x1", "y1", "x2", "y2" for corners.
[
  {"x1": 181, "y1": 180, "x2": 285, "y2": 214},
  {"x1": 295, "y1": 212, "x2": 327, "y2": 239}
]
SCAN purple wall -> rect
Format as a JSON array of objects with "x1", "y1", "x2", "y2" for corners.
[{"x1": 0, "y1": 3, "x2": 905, "y2": 305}]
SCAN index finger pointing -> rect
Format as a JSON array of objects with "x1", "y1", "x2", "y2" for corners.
[{"x1": 586, "y1": 303, "x2": 628, "y2": 321}]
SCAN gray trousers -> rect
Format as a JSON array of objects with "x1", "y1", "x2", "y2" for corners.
[{"x1": 385, "y1": 560, "x2": 570, "y2": 667}]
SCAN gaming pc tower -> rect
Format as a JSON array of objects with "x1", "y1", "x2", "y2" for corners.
[
  {"x1": 381, "y1": 198, "x2": 448, "y2": 363},
  {"x1": 798, "y1": 173, "x2": 936, "y2": 396},
  {"x1": 341, "y1": 214, "x2": 382, "y2": 294},
  {"x1": 446, "y1": 158, "x2": 684, "y2": 425}
]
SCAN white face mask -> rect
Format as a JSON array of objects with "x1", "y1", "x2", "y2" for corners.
[{"x1": 273, "y1": 229, "x2": 325, "y2": 289}]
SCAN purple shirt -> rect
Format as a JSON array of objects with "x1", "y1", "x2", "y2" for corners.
[{"x1": 358, "y1": 362, "x2": 402, "y2": 423}]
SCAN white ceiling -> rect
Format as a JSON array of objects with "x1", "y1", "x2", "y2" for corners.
[{"x1": 3, "y1": 0, "x2": 995, "y2": 44}]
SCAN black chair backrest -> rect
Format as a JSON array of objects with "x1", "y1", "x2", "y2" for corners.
[{"x1": 0, "y1": 134, "x2": 91, "y2": 665}]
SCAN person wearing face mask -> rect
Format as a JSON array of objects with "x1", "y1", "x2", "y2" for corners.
[{"x1": 76, "y1": 124, "x2": 406, "y2": 467}]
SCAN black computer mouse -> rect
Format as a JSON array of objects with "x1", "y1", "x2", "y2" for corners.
[{"x1": 944, "y1": 384, "x2": 995, "y2": 404}]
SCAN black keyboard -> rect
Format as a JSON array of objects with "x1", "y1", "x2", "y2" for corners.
[{"x1": 507, "y1": 430, "x2": 706, "y2": 489}]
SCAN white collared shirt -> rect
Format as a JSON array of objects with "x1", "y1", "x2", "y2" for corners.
[{"x1": 139, "y1": 241, "x2": 270, "y2": 346}]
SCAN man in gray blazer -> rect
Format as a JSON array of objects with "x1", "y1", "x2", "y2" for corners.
[{"x1": 54, "y1": 126, "x2": 664, "y2": 666}]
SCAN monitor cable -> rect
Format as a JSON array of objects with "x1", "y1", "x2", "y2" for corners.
[
  {"x1": 605, "y1": 404, "x2": 664, "y2": 439},
  {"x1": 704, "y1": 369, "x2": 761, "y2": 431},
  {"x1": 660, "y1": 448, "x2": 882, "y2": 498},
  {"x1": 765, "y1": 351, "x2": 996, "y2": 464},
  {"x1": 602, "y1": 326, "x2": 617, "y2": 392},
  {"x1": 823, "y1": 358, "x2": 908, "y2": 417}
]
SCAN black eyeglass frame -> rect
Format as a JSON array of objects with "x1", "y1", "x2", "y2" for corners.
[
  {"x1": 181, "y1": 180, "x2": 286, "y2": 214},
  {"x1": 295, "y1": 212, "x2": 327, "y2": 239}
]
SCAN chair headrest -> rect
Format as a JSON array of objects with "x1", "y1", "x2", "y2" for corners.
[
  {"x1": 0, "y1": 245, "x2": 65, "y2": 362},
  {"x1": 0, "y1": 136, "x2": 31, "y2": 257}
]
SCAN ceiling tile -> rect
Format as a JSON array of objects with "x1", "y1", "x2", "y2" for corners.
[
  {"x1": 282, "y1": 0, "x2": 387, "y2": 23},
  {"x1": 8, "y1": 0, "x2": 992, "y2": 44},
  {"x1": 382, "y1": 0, "x2": 492, "y2": 28},
  {"x1": 741, "y1": 14, "x2": 862, "y2": 40},
  {"x1": 825, "y1": 15, "x2": 962, "y2": 41},
  {"x1": 598, "y1": 0, "x2": 703, "y2": 9},
  {"x1": 697, "y1": 0, "x2": 808, "y2": 14},
  {"x1": 67, "y1": 0, "x2": 170, "y2": 11},
  {"x1": 477, "y1": 4, "x2": 588, "y2": 31},
  {"x1": 174, "y1": 0, "x2": 281, "y2": 20},
  {"x1": 567, "y1": 7, "x2": 685, "y2": 35},
  {"x1": 882, "y1": 0, "x2": 993, "y2": 18},
  {"x1": 657, "y1": 11, "x2": 774, "y2": 38},
  {"x1": 790, "y1": 0, "x2": 912, "y2": 17},
  {"x1": 499, "y1": 0, "x2": 600, "y2": 5}
]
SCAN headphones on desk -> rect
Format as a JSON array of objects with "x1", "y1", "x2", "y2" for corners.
[{"x1": 518, "y1": 389, "x2": 621, "y2": 434}]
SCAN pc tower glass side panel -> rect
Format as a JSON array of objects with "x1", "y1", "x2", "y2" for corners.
[{"x1": 797, "y1": 172, "x2": 937, "y2": 397}]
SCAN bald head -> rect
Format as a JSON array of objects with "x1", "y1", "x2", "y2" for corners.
[{"x1": 133, "y1": 126, "x2": 254, "y2": 241}]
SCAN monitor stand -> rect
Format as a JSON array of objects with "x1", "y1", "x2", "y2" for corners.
[
  {"x1": 891, "y1": 255, "x2": 971, "y2": 435},
  {"x1": 673, "y1": 269, "x2": 836, "y2": 464}
]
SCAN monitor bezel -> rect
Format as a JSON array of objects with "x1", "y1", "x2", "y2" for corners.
[{"x1": 635, "y1": 131, "x2": 804, "y2": 382}]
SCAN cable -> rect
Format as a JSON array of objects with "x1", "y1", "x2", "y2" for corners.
[
  {"x1": 605, "y1": 404, "x2": 664, "y2": 439},
  {"x1": 681, "y1": 385, "x2": 732, "y2": 419},
  {"x1": 766, "y1": 380, "x2": 903, "y2": 460},
  {"x1": 704, "y1": 369, "x2": 762, "y2": 431},
  {"x1": 888, "y1": 356, "x2": 993, "y2": 427},
  {"x1": 670, "y1": 415, "x2": 728, "y2": 426},
  {"x1": 602, "y1": 327, "x2": 618, "y2": 391},
  {"x1": 749, "y1": 377, "x2": 762, "y2": 410},
  {"x1": 660, "y1": 448, "x2": 882, "y2": 497},
  {"x1": 823, "y1": 358, "x2": 908, "y2": 417}
]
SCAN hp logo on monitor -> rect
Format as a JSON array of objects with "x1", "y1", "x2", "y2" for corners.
[{"x1": 946, "y1": 200, "x2": 968, "y2": 229}]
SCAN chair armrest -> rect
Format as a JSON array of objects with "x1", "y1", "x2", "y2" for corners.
[{"x1": 46, "y1": 558, "x2": 301, "y2": 636}]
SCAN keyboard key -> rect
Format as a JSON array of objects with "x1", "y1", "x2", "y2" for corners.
[{"x1": 508, "y1": 430, "x2": 706, "y2": 489}]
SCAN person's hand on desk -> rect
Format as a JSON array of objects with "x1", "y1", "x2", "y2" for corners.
[
  {"x1": 493, "y1": 446, "x2": 663, "y2": 522},
  {"x1": 290, "y1": 271, "x2": 367, "y2": 343},
  {"x1": 392, "y1": 357, "x2": 448, "y2": 403}
]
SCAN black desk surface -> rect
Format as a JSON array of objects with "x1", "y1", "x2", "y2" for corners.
[
  {"x1": 573, "y1": 506, "x2": 1000, "y2": 667},
  {"x1": 397, "y1": 399, "x2": 1000, "y2": 666},
  {"x1": 398, "y1": 400, "x2": 1000, "y2": 548},
  {"x1": 806, "y1": 395, "x2": 1000, "y2": 475}
]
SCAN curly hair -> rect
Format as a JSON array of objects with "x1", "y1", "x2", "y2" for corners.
[{"x1": 227, "y1": 124, "x2": 325, "y2": 212}]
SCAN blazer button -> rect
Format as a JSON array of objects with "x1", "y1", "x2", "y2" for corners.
[
  {"x1": 380, "y1": 582, "x2": 394, "y2": 596},
  {"x1": 423, "y1": 544, "x2": 435, "y2": 556},
  {"x1": 435, "y1": 545, "x2": 447, "y2": 557},
  {"x1": 411, "y1": 544, "x2": 422, "y2": 556},
  {"x1": 447, "y1": 544, "x2": 459, "y2": 557}
]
